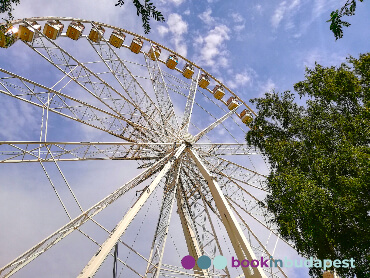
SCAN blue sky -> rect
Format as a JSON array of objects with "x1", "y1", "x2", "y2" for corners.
[{"x1": 0, "y1": 0, "x2": 369, "y2": 277}]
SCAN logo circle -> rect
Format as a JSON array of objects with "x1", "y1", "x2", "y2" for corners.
[
  {"x1": 181, "y1": 255, "x2": 195, "y2": 269},
  {"x1": 197, "y1": 255, "x2": 212, "y2": 269},
  {"x1": 213, "y1": 255, "x2": 227, "y2": 269}
]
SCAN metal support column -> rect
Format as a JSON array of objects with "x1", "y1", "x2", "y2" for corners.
[
  {"x1": 78, "y1": 144, "x2": 186, "y2": 278},
  {"x1": 188, "y1": 148, "x2": 267, "y2": 278}
]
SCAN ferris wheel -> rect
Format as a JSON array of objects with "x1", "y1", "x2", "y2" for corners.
[{"x1": 0, "y1": 17, "x2": 296, "y2": 278}]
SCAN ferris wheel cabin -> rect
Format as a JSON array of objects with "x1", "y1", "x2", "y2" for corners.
[
  {"x1": 18, "y1": 21, "x2": 41, "y2": 42},
  {"x1": 43, "y1": 20, "x2": 64, "y2": 40},
  {"x1": 148, "y1": 45, "x2": 161, "y2": 60},
  {"x1": 109, "y1": 30, "x2": 126, "y2": 48},
  {"x1": 182, "y1": 63, "x2": 194, "y2": 79},
  {"x1": 88, "y1": 25, "x2": 105, "y2": 43},
  {"x1": 66, "y1": 21, "x2": 85, "y2": 40},
  {"x1": 212, "y1": 85, "x2": 225, "y2": 100},
  {"x1": 130, "y1": 36, "x2": 143, "y2": 53},
  {"x1": 198, "y1": 73, "x2": 210, "y2": 89}
]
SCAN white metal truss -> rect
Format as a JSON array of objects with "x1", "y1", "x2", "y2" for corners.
[{"x1": 0, "y1": 17, "x2": 297, "y2": 278}]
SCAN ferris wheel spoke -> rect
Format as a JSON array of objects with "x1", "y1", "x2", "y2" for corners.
[
  {"x1": 194, "y1": 143, "x2": 261, "y2": 157},
  {"x1": 202, "y1": 156, "x2": 267, "y2": 190},
  {"x1": 188, "y1": 148, "x2": 267, "y2": 278},
  {"x1": 179, "y1": 167, "x2": 231, "y2": 277},
  {"x1": 176, "y1": 178, "x2": 210, "y2": 277},
  {"x1": 86, "y1": 28, "x2": 173, "y2": 140},
  {"x1": 180, "y1": 69, "x2": 200, "y2": 133},
  {"x1": 228, "y1": 200, "x2": 288, "y2": 278},
  {"x1": 193, "y1": 105, "x2": 241, "y2": 142},
  {"x1": 160, "y1": 77, "x2": 241, "y2": 144},
  {"x1": 77, "y1": 144, "x2": 185, "y2": 277},
  {"x1": 21, "y1": 22, "x2": 171, "y2": 143},
  {"x1": 77, "y1": 227, "x2": 144, "y2": 277},
  {"x1": 0, "y1": 68, "x2": 169, "y2": 143},
  {"x1": 0, "y1": 141, "x2": 169, "y2": 163},
  {"x1": 0, "y1": 150, "x2": 176, "y2": 278},
  {"x1": 145, "y1": 161, "x2": 181, "y2": 278},
  {"x1": 227, "y1": 197, "x2": 292, "y2": 250},
  {"x1": 144, "y1": 50, "x2": 179, "y2": 133}
]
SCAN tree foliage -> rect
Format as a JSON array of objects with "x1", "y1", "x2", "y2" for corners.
[
  {"x1": 0, "y1": 0, "x2": 19, "y2": 20},
  {"x1": 246, "y1": 53, "x2": 369, "y2": 277},
  {"x1": 115, "y1": 0, "x2": 165, "y2": 34},
  {"x1": 327, "y1": 0, "x2": 365, "y2": 40}
]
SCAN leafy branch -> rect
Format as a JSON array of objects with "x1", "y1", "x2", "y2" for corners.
[
  {"x1": 327, "y1": 0, "x2": 364, "y2": 40},
  {"x1": 115, "y1": 0, "x2": 165, "y2": 34},
  {"x1": 0, "y1": 0, "x2": 20, "y2": 20}
]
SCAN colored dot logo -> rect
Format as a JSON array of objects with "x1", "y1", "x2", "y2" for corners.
[{"x1": 181, "y1": 255, "x2": 227, "y2": 270}]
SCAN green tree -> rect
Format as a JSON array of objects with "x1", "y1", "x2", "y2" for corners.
[
  {"x1": 0, "y1": 0, "x2": 164, "y2": 34},
  {"x1": 246, "y1": 53, "x2": 369, "y2": 278},
  {"x1": 115, "y1": 0, "x2": 164, "y2": 34},
  {"x1": 0, "y1": 0, "x2": 19, "y2": 20},
  {"x1": 327, "y1": 0, "x2": 365, "y2": 40}
]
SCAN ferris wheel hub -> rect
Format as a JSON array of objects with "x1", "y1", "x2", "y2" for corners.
[{"x1": 181, "y1": 132, "x2": 195, "y2": 146}]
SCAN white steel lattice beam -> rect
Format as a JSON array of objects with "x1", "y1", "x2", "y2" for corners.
[
  {"x1": 0, "y1": 141, "x2": 169, "y2": 163},
  {"x1": 20, "y1": 22, "x2": 168, "y2": 144},
  {"x1": 77, "y1": 144, "x2": 186, "y2": 278},
  {"x1": 0, "y1": 68, "x2": 155, "y2": 142},
  {"x1": 0, "y1": 150, "x2": 175, "y2": 278},
  {"x1": 86, "y1": 23, "x2": 174, "y2": 141},
  {"x1": 188, "y1": 148, "x2": 267, "y2": 278},
  {"x1": 180, "y1": 69, "x2": 201, "y2": 133},
  {"x1": 144, "y1": 45, "x2": 179, "y2": 133},
  {"x1": 176, "y1": 182, "x2": 209, "y2": 277},
  {"x1": 145, "y1": 161, "x2": 181, "y2": 277},
  {"x1": 193, "y1": 105, "x2": 240, "y2": 142}
]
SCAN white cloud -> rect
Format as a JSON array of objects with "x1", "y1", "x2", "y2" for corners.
[
  {"x1": 271, "y1": 0, "x2": 301, "y2": 29},
  {"x1": 168, "y1": 0, "x2": 186, "y2": 5},
  {"x1": 166, "y1": 13, "x2": 188, "y2": 56},
  {"x1": 234, "y1": 72, "x2": 251, "y2": 86},
  {"x1": 231, "y1": 13, "x2": 244, "y2": 23},
  {"x1": 255, "y1": 4, "x2": 263, "y2": 14},
  {"x1": 159, "y1": 0, "x2": 186, "y2": 5},
  {"x1": 157, "y1": 25, "x2": 169, "y2": 36},
  {"x1": 183, "y1": 9, "x2": 190, "y2": 15},
  {"x1": 228, "y1": 69, "x2": 256, "y2": 90},
  {"x1": 156, "y1": 13, "x2": 189, "y2": 55},
  {"x1": 231, "y1": 12, "x2": 246, "y2": 32},
  {"x1": 259, "y1": 79, "x2": 276, "y2": 95},
  {"x1": 198, "y1": 8, "x2": 215, "y2": 25},
  {"x1": 195, "y1": 24, "x2": 230, "y2": 68},
  {"x1": 298, "y1": 49, "x2": 347, "y2": 69}
]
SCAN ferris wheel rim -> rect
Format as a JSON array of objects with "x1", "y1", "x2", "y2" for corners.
[{"x1": 1, "y1": 16, "x2": 257, "y2": 117}]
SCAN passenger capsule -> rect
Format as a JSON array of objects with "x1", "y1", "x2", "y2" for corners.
[
  {"x1": 109, "y1": 30, "x2": 126, "y2": 48},
  {"x1": 198, "y1": 73, "x2": 210, "y2": 89},
  {"x1": 182, "y1": 63, "x2": 194, "y2": 79},
  {"x1": 89, "y1": 25, "x2": 105, "y2": 43},
  {"x1": 18, "y1": 21, "x2": 41, "y2": 42},
  {"x1": 226, "y1": 96, "x2": 239, "y2": 110},
  {"x1": 148, "y1": 45, "x2": 161, "y2": 60},
  {"x1": 0, "y1": 25, "x2": 18, "y2": 48},
  {"x1": 66, "y1": 21, "x2": 85, "y2": 40},
  {"x1": 212, "y1": 85, "x2": 225, "y2": 100},
  {"x1": 166, "y1": 54, "x2": 178, "y2": 69},
  {"x1": 323, "y1": 271, "x2": 334, "y2": 278},
  {"x1": 43, "y1": 20, "x2": 64, "y2": 40},
  {"x1": 130, "y1": 36, "x2": 143, "y2": 54},
  {"x1": 240, "y1": 109, "x2": 253, "y2": 124}
]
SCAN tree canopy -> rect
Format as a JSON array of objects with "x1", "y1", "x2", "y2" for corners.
[
  {"x1": 246, "y1": 53, "x2": 369, "y2": 277},
  {"x1": 327, "y1": 0, "x2": 365, "y2": 40}
]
